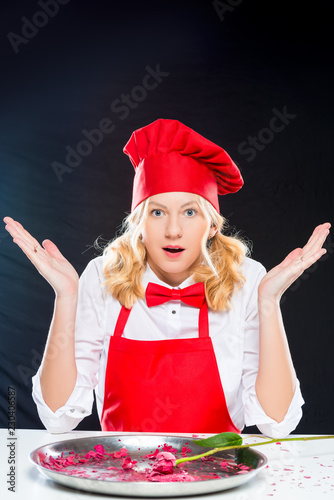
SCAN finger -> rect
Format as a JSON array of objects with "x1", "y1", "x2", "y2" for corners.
[
  {"x1": 302, "y1": 226, "x2": 325, "y2": 253},
  {"x1": 3, "y1": 216, "x2": 17, "y2": 224},
  {"x1": 12, "y1": 236, "x2": 46, "y2": 268},
  {"x1": 287, "y1": 247, "x2": 327, "y2": 285},
  {"x1": 300, "y1": 247, "x2": 327, "y2": 267},
  {"x1": 301, "y1": 225, "x2": 330, "y2": 260},
  {"x1": 4, "y1": 217, "x2": 27, "y2": 230},
  {"x1": 288, "y1": 225, "x2": 329, "y2": 265},
  {"x1": 303, "y1": 223, "x2": 330, "y2": 249},
  {"x1": 276, "y1": 224, "x2": 330, "y2": 270},
  {"x1": 277, "y1": 240, "x2": 326, "y2": 287},
  {"x1": 5, "y1": 219, "x2": 64, "y2": 265},
  {"x1": 12, "y1": 220, "x2": 41, "y2": 247},
  {"x1": 5, "y1": 219, "x2": 42, "y2": 251}
]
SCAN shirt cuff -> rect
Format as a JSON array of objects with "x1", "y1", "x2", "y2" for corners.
[
  {"x1": 244, "y1": 379, "x2": 305, "y2": 438},
  {"x1": 31, "y1": 369, "x2": 94, "y2": 434}
]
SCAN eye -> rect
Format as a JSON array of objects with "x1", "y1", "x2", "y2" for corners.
[
  {"x1": 184, "y1": 208, "x2": 197, "y2": 217},
  {"x1": 151, "y1": 209, "x2": 164, "y2": 217}
]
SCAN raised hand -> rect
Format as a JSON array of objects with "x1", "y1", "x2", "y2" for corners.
[
  {"x1": 258, "y1": 222, "x2": 331, "y2": 302},
  {"x1": 3, "y1": 217, "x2": 79, "y2": 298}
]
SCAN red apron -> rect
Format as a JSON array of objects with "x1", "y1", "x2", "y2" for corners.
[{"x1": 101, "y1": 283, "x2": 240, "y2": 434}]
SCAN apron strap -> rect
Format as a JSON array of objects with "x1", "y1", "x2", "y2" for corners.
[
  {"x1": 114, "y1": 306, "x2": 131, "y2": 337},
  {"x1": 198, "y1": 302, "x2": 209, "y2": 338}
]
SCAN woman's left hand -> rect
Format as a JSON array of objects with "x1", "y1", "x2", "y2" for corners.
[{"x1": 258, "y1": 222, "x2": 331, "y2": 302}]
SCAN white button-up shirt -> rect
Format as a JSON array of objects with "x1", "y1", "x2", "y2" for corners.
[{"x1": 32, "y1": 255, "x2": 304, "y2": 438}]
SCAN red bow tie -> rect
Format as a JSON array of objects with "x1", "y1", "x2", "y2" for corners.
[{"x1": 145, "y1": 282, "x2": 206, "y2": 308}]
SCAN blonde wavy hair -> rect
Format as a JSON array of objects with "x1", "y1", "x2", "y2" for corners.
[{"x1": 102, "y1": 195, "x2": 249, "y2": 311}]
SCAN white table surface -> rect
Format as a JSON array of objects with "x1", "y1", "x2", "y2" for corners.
[{"x1": 1, "y1": 429, "x2": 333, "y2": 500}]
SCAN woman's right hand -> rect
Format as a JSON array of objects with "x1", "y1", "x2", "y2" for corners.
[{"x1": 3, "y1": 216, "x2": 79, "y2": 298}]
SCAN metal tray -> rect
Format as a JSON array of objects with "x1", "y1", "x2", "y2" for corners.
[{"x1": 30, "y1": 434, "x2": 267, "y2": 497}]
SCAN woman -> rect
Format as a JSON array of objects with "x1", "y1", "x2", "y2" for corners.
[{"x1": 3, "y1": 119, "x2": 330, "y2": 437}]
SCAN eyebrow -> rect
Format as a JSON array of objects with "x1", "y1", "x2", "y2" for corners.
[{"x1": 148, "y1": 201, "x2": 199, "y2": 209}]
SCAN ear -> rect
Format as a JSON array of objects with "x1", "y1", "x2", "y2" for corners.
[{"x1": 209, "y1": 225, "x2": 218, "y2": 239}]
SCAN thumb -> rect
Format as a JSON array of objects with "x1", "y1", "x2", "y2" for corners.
[
  {"x1": 279, "y1": 247, "x2": 303, "y2": 267},
  {"x1": 42, "y1": 239, "x2": 65, "y2": 260}
]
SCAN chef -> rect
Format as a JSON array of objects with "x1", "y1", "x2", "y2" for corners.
[{"x1": 3, "y1": 119, "x2": 330, "y2": 437}]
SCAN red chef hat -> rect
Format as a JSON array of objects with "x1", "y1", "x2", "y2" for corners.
[{"x1": 123, "y1": 119, "x2": 243, "y2": 212}]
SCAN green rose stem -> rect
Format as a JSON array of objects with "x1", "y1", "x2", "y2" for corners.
[{"x1": 175, "y1": 435, "x2": 334, "y2": 466}]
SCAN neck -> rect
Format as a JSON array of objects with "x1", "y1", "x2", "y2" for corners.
[{"x1": 147, "y1": 260, "x2": 191, "y2": 287}]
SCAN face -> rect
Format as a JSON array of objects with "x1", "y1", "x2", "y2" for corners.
[{"x1": 141, "y1": 192, "x2": 210, "y2": 287}]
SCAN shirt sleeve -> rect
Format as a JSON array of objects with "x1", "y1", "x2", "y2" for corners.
[
  {"x1": 241, "y1": 262, "x2": 305, "y2": 438},
  {"x1": 31, "y1": 257, "x2": 107, "y2": 433}
]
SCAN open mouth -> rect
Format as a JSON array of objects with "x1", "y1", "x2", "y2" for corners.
[{"x1": 163, "y1": 247, "x2": 185, "y2": 254}]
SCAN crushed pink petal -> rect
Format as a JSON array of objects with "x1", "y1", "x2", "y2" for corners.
[
  {"x1": 113, "y1": 447, "x2": 128, "y2": 459},
  {"x1": 148, "y1": 471, "x2": 197, "y2": 482},
  {"x1": 163, "y1": 443, "x2": 178, "y2": 453},
  {"x1": 143, "y1": 448, "x2": 160, "y2": 459},
  {"x1": 122, "y1": 457, "x2": 137, "y2": 470},
  {"x1": 94, "y1": 444, "x2": 106, "y2": 455}
]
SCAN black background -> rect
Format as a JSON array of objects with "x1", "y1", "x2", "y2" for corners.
[{"x1": 0, "y1": 0, "x2": 333, "y2": 434}]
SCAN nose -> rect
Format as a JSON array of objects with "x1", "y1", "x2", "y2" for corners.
[{"x1": 165, "y1": 214, "x2": 182, "y2": 239}]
